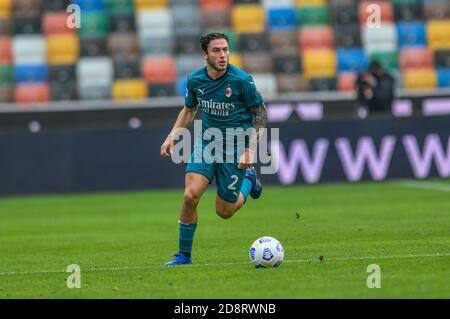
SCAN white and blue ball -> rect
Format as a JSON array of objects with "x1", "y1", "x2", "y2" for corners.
[{"x1": 249, "y1": 236, "x2": 284, "y2": 268}]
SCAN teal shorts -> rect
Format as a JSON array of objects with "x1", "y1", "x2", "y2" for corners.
[{"x1": 185, "y1": 144, "x2": 245, "y2": 203}]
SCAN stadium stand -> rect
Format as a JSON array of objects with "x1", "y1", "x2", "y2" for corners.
[{"x1": 0, "y1": 0, "x2": 449, "y2": 104}]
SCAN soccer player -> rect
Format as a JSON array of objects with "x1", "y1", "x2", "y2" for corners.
[{"x1": 160, "y1": 33, "x2": 267, "y2": 266}]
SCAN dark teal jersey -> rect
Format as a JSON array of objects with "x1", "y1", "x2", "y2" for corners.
[{"x1": 185, "y1": 64, "x2": 264, "y2": 133}]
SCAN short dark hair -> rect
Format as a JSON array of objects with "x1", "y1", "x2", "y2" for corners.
[{"x1": 200, "y1": 33, "x2": 229, "y2": 52}]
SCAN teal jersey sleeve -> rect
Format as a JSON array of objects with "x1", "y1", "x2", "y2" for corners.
[
  {"x1": 184, "y1": 77, "x2": 198, "y2": 108},
  {"x1": 242, "y1": 76, "x2": 264, "y2": 109}
]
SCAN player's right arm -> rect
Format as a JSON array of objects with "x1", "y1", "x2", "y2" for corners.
[{"x1": 160, "y1": 105, "x2": 198, "y2": 157}]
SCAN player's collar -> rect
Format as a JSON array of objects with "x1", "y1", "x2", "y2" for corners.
[{"x1": 204, "y1": 65, "x2": 229, "y2": 81}]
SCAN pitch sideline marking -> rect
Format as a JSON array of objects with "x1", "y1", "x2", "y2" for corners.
[
  {"x1": 397, "y1": 180, "x2": 450, "y2": 192},
  {"x1": 1, "y1": 252, "x2": 449, "y2": 276}
]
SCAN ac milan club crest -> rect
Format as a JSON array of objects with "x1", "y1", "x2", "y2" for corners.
[{"x1": 225, "y1": 87, "x2": 232, "y2": 98}]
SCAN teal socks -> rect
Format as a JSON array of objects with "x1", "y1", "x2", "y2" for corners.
[
  {"x1": 179, "y1": 221, "x2": 197, "y2": 256},
  {"x1": 240, "y1": 178, "x2": 253, "y2": 202}
]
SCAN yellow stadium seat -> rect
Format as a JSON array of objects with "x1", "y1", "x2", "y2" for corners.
[
  {"x1": 0, "y1": 0, "x2": 11, "y2": 19},
  {"x1": 47, "y1": 35, "x2": 79, "y2": 65},
  {"x1": 403, "y1": 68, "x2": 437, "y2": 90},
  {"x1": 427, "y1": 20, "x2": 450, "y2": 50},
  {"x1": 295, "y1": 0, "x2": 327, "y2": 7},
  {"x1": 113, "y1": 79, "x2": 148, "y2": 101},
  {"x1": 302, "y1": 49, "x2": 336, "y2": 78},
  {"x1": 229, "y1": 54, "x2": 242, "y2": 69},
  {"x1": 231, "y1": 5, "x2": 265, "y2": 34},
  {"x1": 134, "y1": 0, "x2": 168, "y2": 11}
]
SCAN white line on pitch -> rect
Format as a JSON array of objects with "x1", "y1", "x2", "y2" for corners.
[
  {"x1": 1, "y1": 252, "x2": 449, "y2": 276},
  {"x1": 397, "y1": 180, "x2": 450, "y2": 192}
]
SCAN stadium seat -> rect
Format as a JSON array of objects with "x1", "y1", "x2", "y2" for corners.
[
  {"x1": 15, "y1": 83, "x2": 50, "y2": 104},
  {"x1": 72, "y1": 0, "x2": 104, "y2": 11},
  {"x1": 262, "y1": 0, "x2": 295, "y2": 8},
  {"x1": 337, "y1": 48, "x2": 368, "y2": 72},
  {"x1": 270, "y1": 29, "x2": 298, "y2": 55},
  {"x1": 251, "y1": 73, "x2": 277, "y2": 97},
  {"x1": 80, "y1": 38, "x2": 107, "y2": 57},
  {"x1": 42, "y1": 12, "x2": 74, "y2": 35},
  {"x1": 142, "y1": 57, "x2": 176, "y2": 84},
  {"x1": 437, "y1": 68, "x2": 450, "y2": 88},
  {"x1": 176, "y1": 55, "x2": 205, "y2": 77},
  {"x1": 400, "y1": 47, "x2": 434, "y2": 69},
  {"x1": 12, "y1": 0, "x2": 42, "y2": 16},
  {"x1": 310, "y1": 76, "x2": 337, "y2": 91},
  {"x1": 0, "y1": 17, "x2": 11, "y2": 35},
  {"x1": 176, "y1": 34, "x2": 199, "y2": 55},
  {"x1": 0, "y1": 0, "x2": 11, "y2": 19},
  {"x1": 201, "y1": 9, "x2": 230, "y2": 30},
  {"x1": 273, "y1": 54, "x2": 301, "y2": 74},
  {"x1": 12, "y1": 35, "x2": 46, "y2": 64},
  {"x1": 296, "y1": 5, "x2": 329, "y2": 26},
  {"x1": 0, "y1": 64, "x2": 12, "y2": 85},
  {"x1": 136, "y1": 9, "x2": 172, "y2": 37},
  {"x1": 239, "y1": 32, "x2": 270, "y2": 52},
  {"x1": 13, "y1": 15, "x2": 41, "y2": 35},
  {"x1": 337, "y1": 72, "x2": 357, "y2": 92},
  {"x1": 424, "y1": 0, "x2": 450, "y2": 20},
  {"x1": 358, "y1": 1, "x2": 393, "y2": 25},
  {"x1": 334, "y1": 23, "x2": 361, "y2": 48},
  {"x1": 229, "y1": 53, "x2": 242, "y2": 68},
  {"x1": 393, "y1": 0, "x2": 422, "y2": 22},
  {"x1": 396, "y1": 21, "x2": 426, "y2": 47},
  {"x1": 276, "y1": 73, "x2": 310, "y2": 92},
  {"x1": 362, "y1": 23, "x2": 397, "y2": 54},
  {"x1": 0, "y1": 85, "x2": 13, "y2": 102},
  {"x1": 107, "y1": 33, "x2": 140, "y2": 60},
  {"x1": 267, "y1": 8, "x2": 297, "y2": 30},
  {"x1": 48, "y1": 64, "x2": 76, "y2": 83},
  {"x1": 299, "y1": 26, "x2": 334, "y2": 50},
  {"x1": 176, "y1": 75, "x2": 187, "y2": 96},
  {"x1": 43, "y1": 0, "x2": 71, "y2": 12},
  {"x1": 231, "y1": 4, "x2": 265, "y2": 34},
  {"x1": 370, "y1": 51, "x2": 399, "y2": 72},
  {"x1": 149, "y1": 83, "x2": 175, "y2": 97},
  {"x1": 295, "y1": 0, "x2": 327, "y2": 6},
  {"x1": 47, "y1": 34, "x2": 79, "y2": 65},
  {"x1": 427, "y1": 20, "x2": 450, "y2": 50},
  {"x1": 330, "y1": 4, "x2": 358, "y2": 25},
  {"x1": 0, "y1": 36, "x2": 12, "y2": 63},
  {"x1": 50, "y1": 82, "x2": 78, "y2": 101},
  {"x1": 109, "y1": 13, "x2": 136, "y2": 33},
  {"x1": 78, "y1": 11, "x2": 109, "y2": 40},
  {"x1": 78, "y1": 84, "x2": 111, "y2": 100},
  {"x1": 435, "y1": 50, "x2": 450, "y2": 67},
  {"x1": 112, "y1": 79, "x2": 148, "y2": 101},
  {"x1": 403, "y1": 68, "x2": 437, "y2": 90},
  {"x1": 140, "y1": 35, "x2": 174, "y2": 57},
  {"x1": 14, "y1": 64, "x2": 48, "y2": 83},
  {"x1": 303, "y1": 49, "x2": 337, "y2": 78},
  {"x1": 134, "y1": 0, "x2": 167, "y2": 11},
  {"x1": 104, "y1": 0, "x2": 135, "y2": 14},
  {"x1": 242, "y1": 52, "x2": 274, "y2": 73},
  {"x1": 172, "y1": 3, "x2": 201, "y2": 36},
  {"x1": 113, "y1": 58, "x2": 141, "y2": 79},
  {"x1": 200, "y1": 0, "x2": 231, "y2": 11},
  {"x1": 77, "y1": 57, "x2": 113, "y2": 87}
]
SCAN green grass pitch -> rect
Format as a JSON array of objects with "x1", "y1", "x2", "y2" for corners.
[{"x1": 0, "y1": 180, "x2": 449, "y2": 298}]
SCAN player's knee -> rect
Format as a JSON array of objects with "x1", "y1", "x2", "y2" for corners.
[
  {"x1": 215, "y1": 207, "x2": 234, "y2": 219},
  {"x1": 183, "y1": 189, "x2": 201, "y2": 206}
]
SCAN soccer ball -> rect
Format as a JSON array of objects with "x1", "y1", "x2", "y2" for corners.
[{"x1": 249, "y1": 236, "x2": 284, "y2": 268}]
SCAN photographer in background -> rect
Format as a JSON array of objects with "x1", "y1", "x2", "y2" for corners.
[{"x1": 355, "y1": 60, "x2": 395, "y2": 116}]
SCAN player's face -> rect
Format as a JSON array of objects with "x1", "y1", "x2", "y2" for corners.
[{"x1": 204, "y1": 39, "x2": 229, "y2": 72}]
